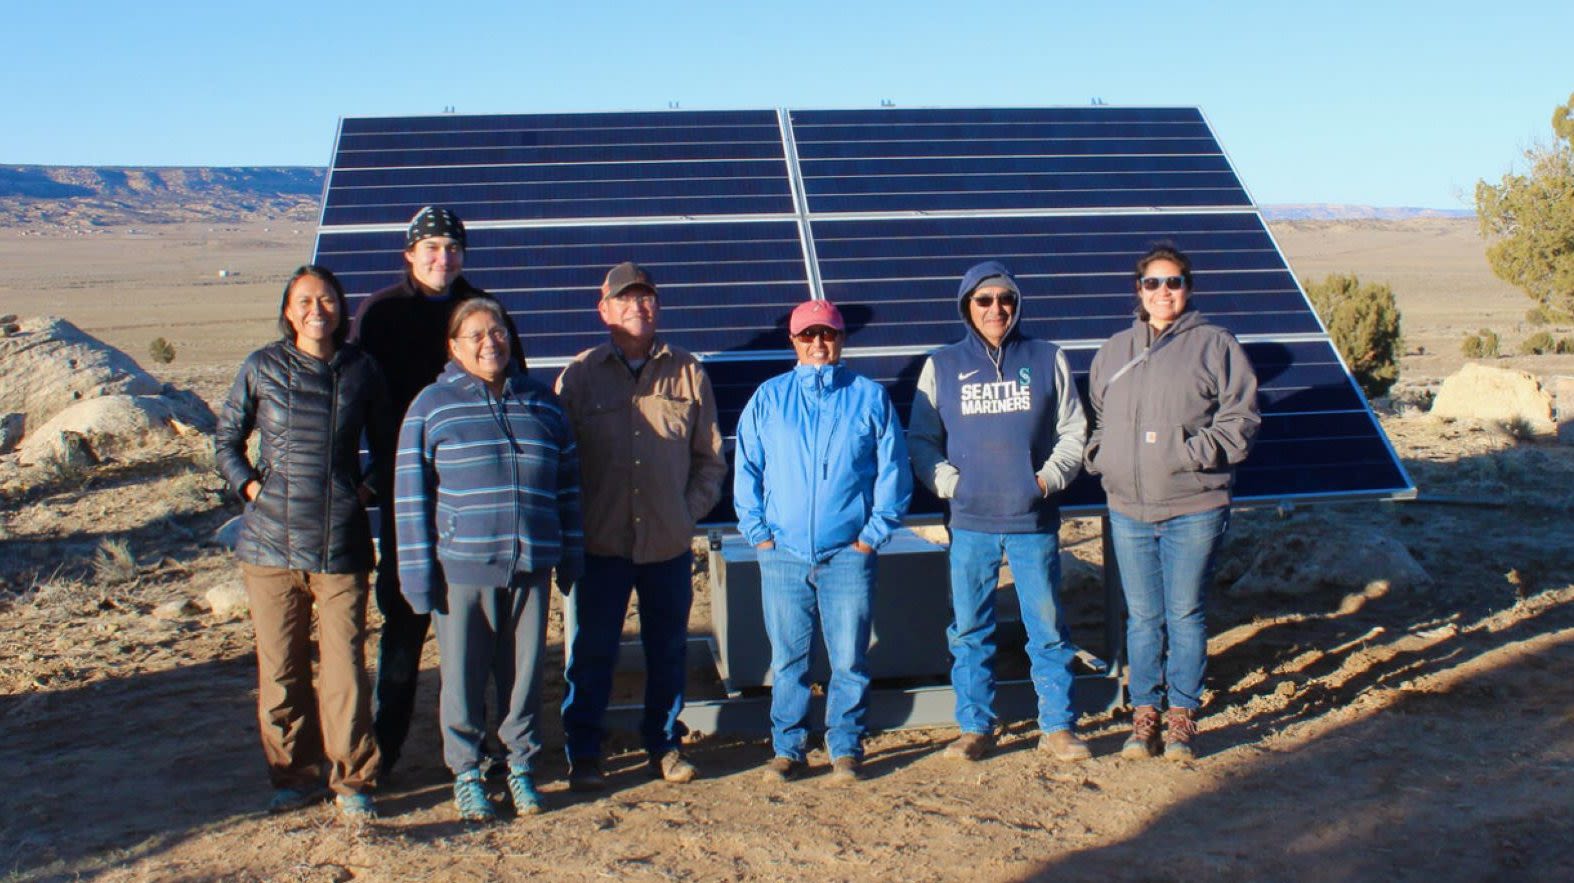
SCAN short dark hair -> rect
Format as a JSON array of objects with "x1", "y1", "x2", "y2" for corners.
[
  {"x1": 1133, "y1": 242, "x2": 1193, "y2": 321},
  {"x1": 277, "y1": 264, "x2": 350, "y2": 349}
]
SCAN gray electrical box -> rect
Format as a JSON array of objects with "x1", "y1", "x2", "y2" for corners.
[{"x1": 708, "y1": 529, "x2": 955, "y2": 691}]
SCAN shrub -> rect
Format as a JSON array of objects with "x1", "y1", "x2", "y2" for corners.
[
  {"x1": 1522, "y1": 304, "x2": 1573, "y2": 325},
  {"x1": 1558, "y1": 336, "x2": 1574, "y2": 355},
  {"x1": 1462, "y1": 328, "x2": 1501, "y2": 358},
  {"x1": 1519, "y1": 331, "x2": 1557, "y2": 355},
  {"x1": 148, "y1": 337, "x2": 176, "y2": 365},
  {"x1": 1304, "y1": 273, "x2": 1402, "y2": 398},
  {"x1": 92, "y1": 538, "x2": 138, "y2": 586}
]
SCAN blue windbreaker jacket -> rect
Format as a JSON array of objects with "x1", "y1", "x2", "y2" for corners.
[{"x1": 733, "y1": 362, "x2": 912, "y2": 562}]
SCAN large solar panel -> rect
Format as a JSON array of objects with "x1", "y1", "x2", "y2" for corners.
[{"x1": 314, "y1": 107, "x2": 1415, "y2": 521}]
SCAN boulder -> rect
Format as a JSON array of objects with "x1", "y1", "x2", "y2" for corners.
[
  {"x1": 0, "y1": 412, "x2": 23, "y2": 454},
  {"x1": 1228, "y1": 526, "x2": 1432, "y2": 597},
  {"x1": 206, "y1": 582, "x2": 249, "y2": 619},
  {"x1": 0, "y1": 316, "x2": 162, "y2": 432},
  {"x1": 17, "y1": 394, "x2": 214, "y2": 464},
  {"x1": 1430, "y1": 364, "x2": 1555, "y2": 432},
  {"x1": 1551, "y1": 375, "x2": 1574, "y2": 444}
]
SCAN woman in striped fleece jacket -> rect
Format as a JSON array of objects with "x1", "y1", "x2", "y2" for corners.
[{"x1": 394, "y1": 298, "x2": 583, "y2": 823}]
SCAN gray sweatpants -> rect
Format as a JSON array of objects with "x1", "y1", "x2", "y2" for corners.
[{"x1": 432, "y1": 571, "x2": 549, "y2": 775}]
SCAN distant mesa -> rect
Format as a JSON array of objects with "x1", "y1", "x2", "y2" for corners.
[
  {"x1": 1261, "y1": 203, "x2": 1475, "y2": 221},
  {"x1": 1, "y1": 165, "x2": 323, "y2": 228}
]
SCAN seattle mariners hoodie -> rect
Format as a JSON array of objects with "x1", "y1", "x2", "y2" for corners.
[{"x1": 908, "y1": 261, "x2": 1087, "y2": 534}]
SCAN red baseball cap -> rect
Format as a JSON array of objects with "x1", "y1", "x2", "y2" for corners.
[{"x1": 789, "y1": 300, "x2": 845, "y2": 336}]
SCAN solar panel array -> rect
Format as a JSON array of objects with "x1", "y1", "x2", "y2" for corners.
[{"x1": 315, "y1": 107, "x2": 1415, "y2": 519}]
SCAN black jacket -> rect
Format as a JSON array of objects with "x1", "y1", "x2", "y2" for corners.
[
  {"x1": 350, "y1": 274, "x2": 526, "y2": 504},
  {"x1": 215, "y1": 340, "x2": 394, "y2": 573}
]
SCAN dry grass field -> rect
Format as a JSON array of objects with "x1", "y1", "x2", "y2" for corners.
[{"x1": 1, "y1": 216, "x2": 1572, "y2": 881}]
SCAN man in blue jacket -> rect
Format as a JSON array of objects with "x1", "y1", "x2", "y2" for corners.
[
  {"x1": 907, "y1": 261, "x2": 1090, "y2": 763},
  {"x1": 734, "y1": 299, "x2": 912, "y2": 784}
]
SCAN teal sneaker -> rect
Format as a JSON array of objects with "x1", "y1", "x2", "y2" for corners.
[
  {"x1": 267, "y1": 786, "x2": 325, "y2": 814},
  {"x1": 453, "y1": 769, "x2": 497, "y2": 823},
  {"x1": 335, "y1": 792, "x2": 378, "y2": 820},
  {"x1": 506, "y1": 765, "x2": 542, "y2": 817}
]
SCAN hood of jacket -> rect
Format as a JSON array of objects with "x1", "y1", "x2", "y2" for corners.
[
  {"x1": 956, "y1": 260, "x2": 1023, "y2": 351},
  {"x1": 438, "y1": 358, "x2": 529, "y2": 397}
]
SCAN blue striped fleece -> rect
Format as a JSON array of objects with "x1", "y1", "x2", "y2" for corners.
[{"x1": 394, "y1": 361, "x2": 584, "y2": 614}]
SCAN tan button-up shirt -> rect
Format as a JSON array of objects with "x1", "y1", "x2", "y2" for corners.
[{"x1": 555, "y1": 339, "x2": 726, "y2": 563}]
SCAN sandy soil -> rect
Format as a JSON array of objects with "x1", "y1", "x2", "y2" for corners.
[{"x1": 2, "y1": 217, "x2": 1573, "y2": 881}]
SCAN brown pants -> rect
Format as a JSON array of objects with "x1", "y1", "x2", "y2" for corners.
[{"x1": 241, "y1": 563, "x2": 380, "y2": 795}]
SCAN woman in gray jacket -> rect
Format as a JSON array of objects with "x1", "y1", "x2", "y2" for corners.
[
  {"x1": 1084, "y1": 244, "x2": 1260, "y2": 761},
  {"x1": 215, "y1": 265, "x2": 393, "y2": 818}
]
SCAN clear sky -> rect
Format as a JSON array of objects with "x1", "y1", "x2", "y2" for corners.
[{"x1": 7, "y1": 1, "x2": 1570, "y2": 209}]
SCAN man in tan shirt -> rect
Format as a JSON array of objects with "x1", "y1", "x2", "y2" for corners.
[{"x1": 556, "y1": 261, "x2": 726, "y2": 789}]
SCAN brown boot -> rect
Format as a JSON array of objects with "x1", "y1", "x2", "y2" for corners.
[
  {"x1": 1163, "y1": 707, "x2": 1198, "y2": 761},
  {"x1": 1121, "y1": 705, "x2": 1162, "y2": 759},
  {"x1": 942, "y1": 732, "x2": 995, "y2": 761},
  {"x1": 1038, "y1": 729, "x2": 1092, "y2": 763}
]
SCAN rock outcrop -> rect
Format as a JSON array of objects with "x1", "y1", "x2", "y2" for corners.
[
  {"x1": 0, "y1": 316, "x2": 216, "y2": 463},
  {"x1": 1430, "y1": 364, "x2": 1556, "y2": 433}
]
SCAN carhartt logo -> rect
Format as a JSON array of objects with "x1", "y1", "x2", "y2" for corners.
[{"x1": 958, "y1": 370, "x2": 980, "y2": 381}]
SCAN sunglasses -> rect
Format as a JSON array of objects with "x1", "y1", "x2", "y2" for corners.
[
  {"x1": 793, "y1": 327, "x2": 842, "y2": 343},
  {"x1": 1139, "y1": 275, "x2": 1188, "y2": 292},
  {"x1": 970, "y1": 293, "x2": 1018, "y2": 309}
]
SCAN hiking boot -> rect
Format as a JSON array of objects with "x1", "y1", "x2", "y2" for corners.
[
  {"x1": 507, "y1": 766, "x2": 542, "y2": 817},
  {"x1": 1121, "y1": 705, "x2": 1163, "y2": 760},
  {"x1": 652, "y1": 750, "x2": 698, "y2": 784},
  {"x1": 942, "y1": 732, "x2": 995, "y2": 761},
  {"x1": 453, "y1": 769, "x2": 498, "y2": 823},
  {"x1": 335, "y1": 792, "x2": 378, "y2": 820},
  {"x1": 568, "y1": 758, "x2": 607, "y2": 793},
  {"x1": 1164, "y1": 707, "x2": 1198, "y2": 761},
  {"x1": 760, "y1": 756, "x2": 803, "y2": 783},
  {"x1": 828, "y1": 756, "x2": 864, "y2": 785},
  {"x1": 267, "y1": 786, "x2": 325, "y2": 814},
  {"x1": 1038, "y1": 729, "x2": 1093, "y2": 763}
]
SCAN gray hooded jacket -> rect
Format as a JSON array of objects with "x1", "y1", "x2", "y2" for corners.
[{"x1": 1084, "y1": 309, "x2": 1260, "y2": 521}]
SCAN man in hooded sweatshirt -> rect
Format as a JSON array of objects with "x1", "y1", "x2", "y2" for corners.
[{"x1": 907, "y1": 261, "x2": 1091, "y2": 763}]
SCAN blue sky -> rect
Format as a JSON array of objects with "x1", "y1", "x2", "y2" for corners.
[{"x1": 7, "y1": 1, "x2": 1569, "y2": 208}]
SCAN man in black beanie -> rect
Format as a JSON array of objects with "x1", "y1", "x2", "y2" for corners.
[{"x1": 352, "y1": 205, "x2": 524, "y2": 776}]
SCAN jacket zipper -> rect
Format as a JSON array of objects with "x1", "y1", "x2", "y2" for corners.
[
  {"x1": 322, "y1": 361, "x2": 338, "y2": 572},
  {"x1": 810, "y1": 369, "x2": 823, "y2": 559}
]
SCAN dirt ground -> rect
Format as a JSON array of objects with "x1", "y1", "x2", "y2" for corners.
[{"x1": 2, "y1": 218, "x2": 1573, "y2": 882}]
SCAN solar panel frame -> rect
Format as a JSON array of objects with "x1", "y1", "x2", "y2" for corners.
[{"x1": 312, "y1": 106, "x2": 1417, "y2": 524}]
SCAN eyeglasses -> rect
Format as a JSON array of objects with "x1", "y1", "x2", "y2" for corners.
[
  {"x1": 792, "y1": 327, "x2": 842, "y2": 343},
  {"x1": 606, "y1": 292, "x2": 658, "y2": 307},
  {"x1": 455, "y1": 328, "x2": 510, "y2": 346},
  {"x1": 1139, "y1": 275, "x2": 1188, "y2": 292},
  {"x1": 970, "y1": 293, "x2": 1017, "y2": 309}
]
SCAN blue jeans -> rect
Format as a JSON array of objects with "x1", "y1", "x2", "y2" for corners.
[
  {"x1": 758, "y1": 544, "x2": 876, "y2": 762},
  {"x1": 1108, "y1": 507, "x2": 1230, "y2": 710},
  {"x1": 947, "y1": 529, "x2": 1076, "y2": 735},
  {"x1": 561, "y1": 551, "x2": 693, "y2": 761}
]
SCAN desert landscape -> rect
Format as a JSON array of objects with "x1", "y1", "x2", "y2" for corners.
[{"x1": 2, "y1": 207, "x2": 1572, "y2": 882}]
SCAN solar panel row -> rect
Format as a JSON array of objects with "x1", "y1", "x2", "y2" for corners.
[{"x1": 314, "y1": 106, "x2": 1415, "y2": 516}]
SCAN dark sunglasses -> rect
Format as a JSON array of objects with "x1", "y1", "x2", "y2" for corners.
[
  {"x1": 793, "y1": 326, "x2": 842, "y2": 343},
  {"x1": 970, "y1": 293, "x2": 1018, "y2": 309},
  {"x1": 1139, "y1": 275, "x2": 1188, "y2": 292}
]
